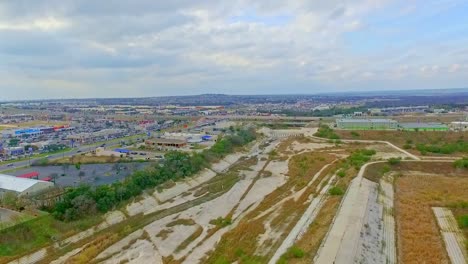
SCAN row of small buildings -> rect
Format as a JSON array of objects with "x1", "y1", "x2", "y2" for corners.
[
  {"x1": 335, "y1": 119, "x2": 467, "y2": 131},
  {"x1": 1, "y1": 125, "x2": 74, "y2": 138}
]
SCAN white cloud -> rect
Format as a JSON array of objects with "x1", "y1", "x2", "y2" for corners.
[
  {"x1": 0, "y1": 0, "x2": 467, "y2": 99},
  {"x1": 0, "y1": 16, "x2": 69, "y2": 31}
]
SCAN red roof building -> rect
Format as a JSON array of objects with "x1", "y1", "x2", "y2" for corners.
[
  {"x1": 18, "y1": 171, "x2": 40, "y2": 179},
  {"x1": 40, "y1": 176, "x2": 52, "y2": 182}
]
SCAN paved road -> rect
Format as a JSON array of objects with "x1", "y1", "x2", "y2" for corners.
[{"x1": 0, "y1": 141, "x2": 124, "y2": 173}]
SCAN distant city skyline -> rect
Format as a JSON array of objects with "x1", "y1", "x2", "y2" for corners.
[{"x1": 1, "y1": 0, "x2": 468, "y2": 100}]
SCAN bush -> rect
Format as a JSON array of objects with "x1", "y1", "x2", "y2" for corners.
[
  {"x1": 337, "y1": 170, "x2": 346, "y2": 178},
  {"x1": 416, "y1": 141, "x2": 468, "y2": 155},
  {"x1": 286, "y1": 246, "x2": 304, "y2": 258},
  {"x1": 381, "y1": 165, "x2": 391, "y2": 174},
  {"x1": 454, "y1": 158, "x2": 468, "y2": 169},
  {"x1": 457, "y1": 215, "x2": 468, "y2": 228},
  {"x1": 329, "y1": 186, "x2": 344, "y2": 195},
  {"x1": 346, "y1": 149, "x2": 376, "y2": 169},
  {"x1": 388, "y1": 157, "x2": 401, "y2": 165},
  {"x1": 314, "y1": 125, "x2": 340, "y2": 140},
  {"x1": 210, "y1": 217, "x2": 232, "y2": 227},
  {"x1": 350, "y1": 131, "x2": 360, "y2": 137}
]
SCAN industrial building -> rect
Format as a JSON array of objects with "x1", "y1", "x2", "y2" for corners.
[
  {"x1": 399, "y1": 122, "x2": 449, "y2": 131},
  {"x1": 336, "y1": 119, "x2": 398, "y2": 130},
  {"x1": 0, "y1": 174, "x2": 54, "y2": 196},
  {"x1": 450, "y1": 121, "x2": 468, "y2": 131}
]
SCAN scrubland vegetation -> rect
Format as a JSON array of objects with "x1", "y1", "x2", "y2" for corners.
[
  {"x1": 335, "y1": 130, "x2": 468, "y2": 155},
  {"x1": 205, "y1": 151, "x2": 336, "y2": 264},
  {"x1": 394, "y1": 164, "x2": 468, "y2": 263},
  {"x1": 314, "y1": 125, "x2": 340, "y2": 140},
  {"x1": 454, "y1": 157, "x2": 468, "y2": 169}
]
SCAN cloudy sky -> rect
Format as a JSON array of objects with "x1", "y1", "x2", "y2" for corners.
[{"x1": 0, "y1": 0, "x2": 467, "y2": 100}]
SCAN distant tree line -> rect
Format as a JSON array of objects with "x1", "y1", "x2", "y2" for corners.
[{"x1": 49, "y1": 128, "x2": 257, "y2": 221}]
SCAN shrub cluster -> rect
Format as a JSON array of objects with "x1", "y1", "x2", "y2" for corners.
[
  {"x1": 416, "y1": 140, "x2": 468, "y2": 155},
  {"x1": 347, "y1": 149, "x2": 376, "y2": 169},
  {"x1": 454, "y1": 157, "x2": 468, "y2": 169},
  {"x1": 314, "y1": 125, "x2": 340, "y2": 140}
]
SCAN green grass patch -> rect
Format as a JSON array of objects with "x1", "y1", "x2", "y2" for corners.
[
  {"x1": 457, "y1": 215, "x2": 468, "y2": 229},
  {"x1": 0, "y1": 214, "x2": 101, "y2": 257},
  {"x1": 328, "y1": 186, "x2": 344, "y2": 196}
]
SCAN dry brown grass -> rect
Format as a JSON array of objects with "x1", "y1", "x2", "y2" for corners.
[
  {"x1": 50, "y1": 155, "x2": 128, "y2": 165},
  {"x1": 174, "y1": 226, "x2": 203, "y2": 253},
  {"x1": 66, "y1": 233, "x2": 119, "y2": 264},
  {"x1": 204, "y1": 152, "x2": 336, "y2": 263},
  {"x1": 166, "y1": 218, "x2": 196, "y2": 227},
  {"x1": 156, "y1": 229, "x2": 173, "y2": 240},
  {"x1": 395, "y1": 166, "x2": 468, "y2": 264},
  {"x1": 288, "y1": 196, "x2": 341, "y2": 263},
  {"x1": 336, "y1": 130, "x2": 467, "y2": 154},
  {"x1": 276, "y1": 136, "x2": 312, "y2": 153}
]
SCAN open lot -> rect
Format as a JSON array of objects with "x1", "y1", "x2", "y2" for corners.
[
  {"x1": 360, "y1": 161, "x2": 468, "y2": 264},
  {"x1": 335, "y1": 130, "x2": 468, "y2": 156},
  {"x1": 394, "y1": 164, "x2": 468, "y2": 263}
]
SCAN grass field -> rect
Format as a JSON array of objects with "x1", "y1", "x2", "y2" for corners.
[
  {"x1": 361, "y1": 161, "x2": 468, "y2": 263},
  {"x1": 335, "y1": 130, "x2": 468, "y2": 155},
  {"x1": 392, "y1": 163, "x2": 468, "y2": 263},
  {"x1": 0, "y1": 214, "x2": 102, "y2": 262}
]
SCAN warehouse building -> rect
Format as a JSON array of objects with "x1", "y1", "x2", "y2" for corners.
[
  {"x1": 0, "y1": 174, "x2": 54, "y2": 197},
  {"x1": 399, "y1": 122, "x2": 449, "y2": 131},
  {"x1": 450, "y1": 121, "x2": 468, "y2": 132},
  {"x1": 336, "y1": 119, "x2": 398, "y2": 130}
]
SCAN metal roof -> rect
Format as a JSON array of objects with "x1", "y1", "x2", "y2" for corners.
[
  {"x1": 0, "y1": 174, "x2": 49, "y2": 193},
  {"x1": 337, "y1": 119, "x2": 397, "y2": 123},
  {"x1": 400, "y1": 122, "x2": 448, "y2": 129}
]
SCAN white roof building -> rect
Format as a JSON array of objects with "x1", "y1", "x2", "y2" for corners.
[{"x1": 0, "y1": 174, "x2": 54, "y2": 196}]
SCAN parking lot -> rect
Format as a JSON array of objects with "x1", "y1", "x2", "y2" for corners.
[{"x1": 11, "y1": 162, "x2": 152, "y2": 187}]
